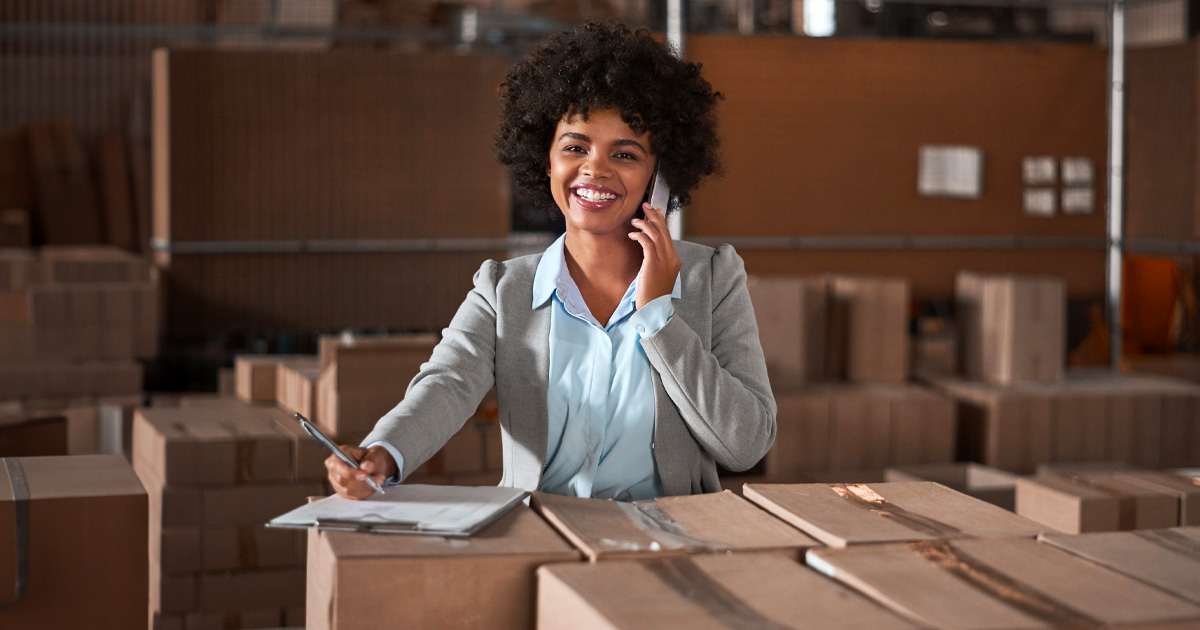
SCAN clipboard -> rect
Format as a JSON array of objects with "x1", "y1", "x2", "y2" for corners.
[{"x1": 267, "y1": 484, "x2": 528, "y2": 537}]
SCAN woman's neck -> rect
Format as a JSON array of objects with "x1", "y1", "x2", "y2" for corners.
[{"x1": 562, "y1": 230, "x2": 642, "y2": 324}]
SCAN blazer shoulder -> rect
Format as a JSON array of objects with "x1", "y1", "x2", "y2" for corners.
[{"x1": 472, "y1": 252, "x2": 541, "y2": 293}]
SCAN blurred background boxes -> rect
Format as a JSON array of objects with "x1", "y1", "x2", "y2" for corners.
[
  {"x1": 884, "y1": 462, "x2": 1018, "y2": 510},
  {"x1": 957, "y1": 272, "x2": 1066, "y2": 385},
  {"x1": 1040, "y1": 528, "x2": 1200, "y2": 605}
]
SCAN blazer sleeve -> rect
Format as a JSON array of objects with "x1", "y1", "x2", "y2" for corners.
[
  {"x1": 638, "y1": 244, "x2": 777, "y2": 471},
  {"x1": 360, "y1": 259, "x2": 501, "y2": 479}
]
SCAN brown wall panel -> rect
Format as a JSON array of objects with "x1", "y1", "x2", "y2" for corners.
[
  {"x1": 736, "y1": 249, "x2": 1106, "y2": 302},
  {"x1": 686, "y1": 36, "x2": 1108, "y2": 239},
  {"x1": 163, "y1": 251, "x2": 504, "y2": 334},
  {"x1": 1126, "y1": 40, "x2": 1199, "y2": 240},
  {"x1": 157, "y1": 49, "x2": 511, "y2": 243}
]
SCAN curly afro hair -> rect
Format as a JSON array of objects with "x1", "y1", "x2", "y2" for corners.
[{"x1": 495, "y1": 21, "x2": 723, "y2": 214}]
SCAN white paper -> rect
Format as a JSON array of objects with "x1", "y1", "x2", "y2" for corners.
[{"x1": 268, "y1": 484, "x2": 527, "y2": 535}]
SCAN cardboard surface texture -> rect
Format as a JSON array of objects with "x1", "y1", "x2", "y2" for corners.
[
  {"x1": 1015, "y1": 473, "x2": 1180, "y2": 534},
  {"x1": 884, "y1": 463, "x2": 1018, "y2": 510},
  {"x1": 829, "y1": 276, "x2": 911, "y2": 384},
  {"x1": 538, "y1": 552, "x2": 918, "y2": 630},
  {"x1": 1040, "y1": 528, "x2": 1200, "y2": 605},
  {"x1": 746, "y1": 275, "x2": 828, "y2": 390},
  {"x1": 957, "y1": 272, "x2": 1065, "y2": 385},
  {"x1": 808, "y1": 536, "x2": 1200, "y2": 629},
  {"x1": 531, "y1": 490, "x2": 819, "y2": 561},
  {"x1": 306, "y1": 503, "x2": 580, "y2": 630},
  {"x1": 0, "y1": 455, "x2": 147, "y2": 629},
  {"x1": 744, "y1": 482, "x2": 1048, "y2": 547}
]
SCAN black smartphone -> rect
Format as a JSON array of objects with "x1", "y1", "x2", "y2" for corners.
[{"x1": 637, "y1": 162, "x2": 670, "y2": 221}]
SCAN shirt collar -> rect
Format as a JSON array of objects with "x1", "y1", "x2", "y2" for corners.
[{"x1": 532, "y1": 233, "x2": 683, "y2": 307}]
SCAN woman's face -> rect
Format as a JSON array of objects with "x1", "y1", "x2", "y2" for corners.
[{"x1": 548, "y1": 108, "x2": 656, "y2": 239}]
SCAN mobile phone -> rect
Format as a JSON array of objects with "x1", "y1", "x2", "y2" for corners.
[{"x1": 637, "y1": 162, "x2": 671, "y2": 221}]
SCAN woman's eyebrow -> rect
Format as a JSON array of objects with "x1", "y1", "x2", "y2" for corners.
[{"x1": 557, "y1": 133, "x2": 647, "y2": 153}]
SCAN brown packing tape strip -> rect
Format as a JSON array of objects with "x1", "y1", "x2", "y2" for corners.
[
  {"x1": 0, "y1": 458, "x2": 29, "y2": 608},
  {"x1": 1062, "y1": 475, "x2": 1137, "y2": 531},
  {"x1": 829, "y1": 484, "x2": 963, "y2": 538},
  {"x1": 235, "y1": 438, "x2": 256, "y2": 483},
  {"x1": 643, "y1": 556, "x2": 793, "y2": 630},
  {"x1": 237, "y1": 526, "x2": 259, "y2": 569},
  {"x1": 1132, "y1": 529, "x2": 1200, "y2": 563},
  {"x1": 908, "y1": 540, "x2": 1102, "y2": 629},
  {"x1": 619, "y1": 500, "x2": 729, "y2": 552}
]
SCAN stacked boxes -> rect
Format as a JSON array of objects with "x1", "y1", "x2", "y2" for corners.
[
  {"x1": 932, "y1": 371, "x2": 1200, "y2": 473},
  {"x1": 1040, "y1": 528, "x2": 1200, "y2": 605},
  {"x1": 884, "y1": 462, "x2": 1019, "y2": 510},
  {"x1": 1015, "y1": 464, "x2": 1198, "y2": 533},
  {"x1": 0, "y1": 247, "x2": 155, "y2": 452},
  {"x1": 131, "y1": 401, "x2": 327, "y2": 629},
  {"x1": 768, "y1": 384, "x2": 956, "y2": 480}
]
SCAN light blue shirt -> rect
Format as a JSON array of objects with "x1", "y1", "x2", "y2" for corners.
[
  {"x1": 372, "y1": 235, "x2": 680, "y2": 500},
  {"x1": 532, "y1": 235, "x2": 680, "y2": 501}
]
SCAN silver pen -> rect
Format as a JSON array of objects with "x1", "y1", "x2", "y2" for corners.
[{"x1": 293, "y1": 412, "x2": 384, "y2": 494}]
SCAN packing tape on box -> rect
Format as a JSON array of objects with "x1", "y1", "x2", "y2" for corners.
[
  {"x1": 1062, "y1": 475, "x2": 1137, "y2": 531},
  {"x1": 829, "y1": 484, "x2": 963, "y2": 538},
  {"x1": 237, "y1": 526, "x2": 259, "y2": 569},
  {"x1": 615, "y1": 500, "x2": 727, "y2": 553},
  {"x1": 1133, "y1": 529, "x2": 1200, "y2": 562},
  {"x1": 907, "y1": 540, "x2": 1102, "y2": 628},
  {"x1": 1, "y1": 458, "x2": 29, "y2": 607},
  {"x1": 643, "y1": 556, "x2": 792, "y2": 630},
  {"x1": 235, "y1": 438, "x2": 256, "y2": 483}
]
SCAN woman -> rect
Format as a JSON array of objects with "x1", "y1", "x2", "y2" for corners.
[{"x1": 327, "y1": 21, "x2": 775, "y2": 501}]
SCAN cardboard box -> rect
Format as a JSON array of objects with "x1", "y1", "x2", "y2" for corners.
[
  {"x1": 828, "y1": 276, "x2": 911, "y2": 384},
  {"x1": 746, "y1": 275, "x2": 828, "y2": 390},
  {"x1": 155, "y1": 526, "x2": 305, "y2": 574},
  {"x1": 768, "y1": 384, "x2": 955, "y2": 480},
  {"x1": 275, "y1": 359, "x2": 320, "y2": 419},
  {"x1": 315, "y1": 333, "x2": 436, "y2": 442},
  {"x1": 0, "y1": 415, "x2": 68, "y2": 456},
  {"x1": 884, "y1": 463, "x2": 1018, "y2": 510},
  {"x1": 132, "y1": 405, "x2": 297, "y2": 486},
  {"x1": 38, "y1": 245, "x2": 151, "y2": 283},
  {"x1": 1015, "y1": 473, "x2": 1179, "y2": 533},
  {"x1": 531, "y1": 490, "x2": 818, "y2": 561},
  {"x1": 538, "y1": 552, "x2": 919, "y2": 630},
  {"x1": 806, "y1": 537, "x2": 1200, "y2": 629},
  {"x1": 235, "y1": 355, "x2": 292, "y2": 403},
  {"x1": 1040, "y1": 528, "x2": 1200, "y2": 605},
  {"x1": 957, "y1": 272, "x2": 1065, "y2": 385},
  {"x1": 1115, "y1": 470, "x2": 1200, "y2": 525},
  {"x1": 306, "y1": 503, "x2": 580, "y2": 630},
  {"x1": 0, "y1": 455, "x2": 147, "y2": 629},
  {"x1": 743, "y1": 482, "x2": 1048, "y2": 547},
  {"x1": 0, "y1": 249, "x2": 36, "y2": 291}
]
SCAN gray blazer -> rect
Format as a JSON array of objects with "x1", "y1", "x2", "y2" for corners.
[{"x1": 361, "y1": 240, "x2": 777, "y2": 496}]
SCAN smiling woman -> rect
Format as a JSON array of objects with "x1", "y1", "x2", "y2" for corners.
[{"x1": 325, "y1": 21, "x2": 777, "y2": 503}]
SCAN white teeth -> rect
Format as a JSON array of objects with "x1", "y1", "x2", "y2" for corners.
[{"x1": 575, "y1": 188, "x2": 616, "y2": 202}]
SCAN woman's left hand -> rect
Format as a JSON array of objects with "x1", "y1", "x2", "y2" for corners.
[{"x1": 629, "y1": 202, "x2": 682, "y2": 310}]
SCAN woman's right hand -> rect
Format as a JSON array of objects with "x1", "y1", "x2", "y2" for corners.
[{"x1": 326, "y1": 444, "x2": 398, "y2": 500}]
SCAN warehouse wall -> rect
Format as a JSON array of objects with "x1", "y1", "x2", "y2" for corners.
[{"x1": 687, "y1": 35, "x2": 1109, "y2": 300}]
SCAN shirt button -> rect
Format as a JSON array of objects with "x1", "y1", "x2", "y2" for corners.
[
  {"x1": 651, "y1": 442, "x2": 656, "y2": 450},
  {"x1": 637, "y1": 325, "x2": 646, "y2": 334}
]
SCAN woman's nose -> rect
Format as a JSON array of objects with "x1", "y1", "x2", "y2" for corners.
[{"x1": 582, "y1": 153, "x2": 611, "y2": 178}]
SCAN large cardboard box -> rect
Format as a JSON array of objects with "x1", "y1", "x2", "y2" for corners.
[
  {"x1": 884, "y1": 463, "x2": 1018, "y2": 510},
  {"x1": 1015, "y1": 473, "x2": 1178, "y2": 533},
  {"x1": 1040, "y1": 528, "x2": 1200, "y2": 605},
  {"x1": 957, "y1": 272, "x2": 1065, "y2": 385},
  {"x1": 828, "y1": 276, "x2": 911, "y2": 384},
  {"x1": 746, "y1": 275, "x2": 828, "y2": 390},
  {"x1": 806, "y1": 537, "x2": 1200, "y2": 629},
  {"x1": 306, "y1": 503, "x2": 581, "y2": 630},
  {"x1": 538, "y1": 552, "x2": 919, "y2": 630},
  {"x1": 275, "y1": 358, "x2": 321, "y2": 419},
  {"x1": 0, "y1": 455, "x2": 147, "y2": 629},
  {"x1": 133, "y1": 406, "x2": 295, "y2": 486},
  {"x1": 768, "y1": 384, "x2": 955, "y2": 480},
  {"x1": 531, "y1": 490, "x2": 818, "y2": 561},
  {"x1": 931, "y1": 371, "x2": 1200, "y2": 473},
  {"x1": 743, "y1": 482, "x2": 1047, "y2": 547}
]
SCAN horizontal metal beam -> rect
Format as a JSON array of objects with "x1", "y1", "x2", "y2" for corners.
[
  {"x1": 687, "y1": 235, "x2": 1108, "y2": 251},
  {"x1": 150, "y1": 237, "x2": 516, "y2": 255},
  {"x1": 0, "y1": 22, "x2": 445, "y2": 42}
]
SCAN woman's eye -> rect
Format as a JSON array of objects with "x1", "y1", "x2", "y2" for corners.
[
  {"x1": 615, "y1": 152, "x2": 637, "y2": 160},
  {"x1": 564, "y1": 145, "x2": 586, "y2": 154}
]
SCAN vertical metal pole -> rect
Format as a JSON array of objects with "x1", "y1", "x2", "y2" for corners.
[
  {"x1": 666, "y1": 0, "x2": 685, "y2": 240},
  {"x1": 1107, "y1": 0, "x2": 1126, "y2": 371}
]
